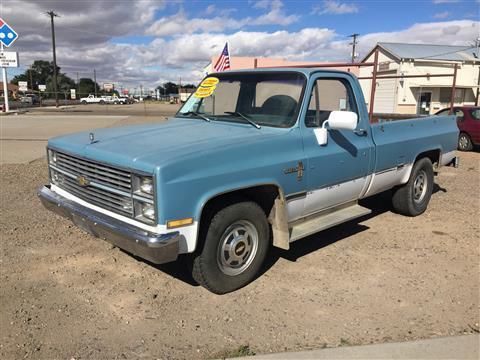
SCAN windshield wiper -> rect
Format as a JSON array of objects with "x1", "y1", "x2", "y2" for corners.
[
  {"x1": 180, "y1": 111, "x2": 211, "y2": 122},
  {"x1": 224, "y1": 111, "x2": 261, "y2": 129}
]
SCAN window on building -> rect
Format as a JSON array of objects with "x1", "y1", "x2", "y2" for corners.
[
  {"x1": 439, "y1": 88, "x2": 465, "y2": 103},
  {"x1": 378, "y1": 62, "x2": 390, "y2": 71}
]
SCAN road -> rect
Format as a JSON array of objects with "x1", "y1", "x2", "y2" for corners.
[{"x1": 0, "y1": 103, "x2": 180, "y2": 164}]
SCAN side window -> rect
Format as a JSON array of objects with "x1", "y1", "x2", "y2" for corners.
[
  {"x1": 471, "y1": 109, "x2": 480, "y2": 120},
  {"x1": 305, "y1": 78, "x2": 358, "y2": 127},
  {"x1": 455, "y1": 110, "x2": 464, "y2": 121}
]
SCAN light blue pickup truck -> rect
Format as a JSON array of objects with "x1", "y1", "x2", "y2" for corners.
[{"x1": 39, "y1": 69, "x2": 458, "y2": 294}]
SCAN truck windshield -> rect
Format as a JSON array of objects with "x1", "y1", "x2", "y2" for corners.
[{"x1": 177, "y1": 72, "x2": 306, "y2": 128}]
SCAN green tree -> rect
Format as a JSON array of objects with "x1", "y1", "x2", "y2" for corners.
[
  {"x1": 78, "y1": 78, "x2": 99, "y2": 97},
  {"x1": 163, "y1": 82, "x2": 179, "y2": 94},
  {"x1": 12, "y1": 60, "x2": 75, "y2": 98}
]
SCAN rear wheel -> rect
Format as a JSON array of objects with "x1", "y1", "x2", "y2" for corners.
[
  {"x1": 458, "y1": 132, "x2": 473, "y2": 151},
  {"x1": 392, "y1": 157, "x2": 434, "y2": 217},
  {"x1": 192, "y1": 201, "x2": 270, "y2": 294},
  {"x1": 81, "y1": 100, "x2": 87, "y2": 104}
]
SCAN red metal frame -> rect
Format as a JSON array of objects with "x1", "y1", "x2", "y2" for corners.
[{"x1": 258, "y1": 48, "x2": 459, "y2": 120}]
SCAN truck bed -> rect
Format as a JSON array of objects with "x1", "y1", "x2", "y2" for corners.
[{"x1": 371, "y1": 115, "x2": 458, "y2": 172}]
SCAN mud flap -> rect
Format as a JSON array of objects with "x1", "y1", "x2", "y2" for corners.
[{"x1": 269, "y1": 197, "x2": 290, "y2": 250}]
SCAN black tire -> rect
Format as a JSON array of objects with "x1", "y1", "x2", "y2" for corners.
[
  {"x1": 99, "y1": 100, "x2": 105, "y2": 105},
  {"x1": 81, "y1": 100, "x2": 87, "y2": 105},
  {"x1": 192, "y1": 201, "x2": 270, "y2": 294},
  {"x1": 392, "y1": 157, "x2": 434, "y2": 217},
  {"x1": 458, "y1": 132, "x2": 473, "y2": 151}
]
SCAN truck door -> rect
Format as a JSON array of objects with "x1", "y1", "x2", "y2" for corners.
[{"x1": 301, "y1": 74, "x2": 374, "y2": 216}]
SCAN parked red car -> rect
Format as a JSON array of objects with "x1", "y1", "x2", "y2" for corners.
[{"x1": 436, "y1": 106, "x2": 480, "y2": 151}]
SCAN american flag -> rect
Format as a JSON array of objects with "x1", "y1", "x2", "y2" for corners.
[{"x1": 213, "y1": 43, "x2": 230, "y2": 72}]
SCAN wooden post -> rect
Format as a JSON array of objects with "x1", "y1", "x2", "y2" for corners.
[
  {"x1": 449, "y1": 64, "x2": 458, "y2": 115},
  {"x1": 368, "y1": 49, "x2": 379, "y2": 123}
]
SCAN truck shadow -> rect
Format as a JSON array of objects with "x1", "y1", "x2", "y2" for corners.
[
  {"x1": 136, "y1": 183, "x2": 446, "y2": 288},
  {"x1": 260, "y1": 183, "x2": 445, "y2": 276},
  {"x1": 260, "y1": 191, "x2": 391, "y2": 272}
]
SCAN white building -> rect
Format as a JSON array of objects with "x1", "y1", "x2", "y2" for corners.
[{"x1": 359, "y1": 42, "x2": 479, "y2": 115}]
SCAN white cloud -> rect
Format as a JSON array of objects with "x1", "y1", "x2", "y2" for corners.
[
  {"x1": 433, "y1": 11, "x2": 450, "y2": 19},
  {"x1": 5, "y1": 1, "x2": 479, "y2": 90},
  {"x1": 251, "y1": 0, "x2": 300, "y2": 26},
  {"x1": 432, "y1": 0, "x2": 460, "y2": 4},
  {"x1": 312, "y1": 0, "x2": 359, "y2": 15},
  {"x1": 203, "y1": 4, "x2": 237, "y2": 16},
  {"x1": 357, "y1": 20, "x2": 479, "y2": 57},
  {"x1": 146, "y1": 10, "x2": 246, "y2": 36},
  {"x1": 147, "y1": 0, "x2": 298, "y2": 36}
]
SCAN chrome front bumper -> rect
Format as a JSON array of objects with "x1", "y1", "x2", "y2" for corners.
[{"x1": 38, "y1": 185, "x2": 180, "y2": 264}]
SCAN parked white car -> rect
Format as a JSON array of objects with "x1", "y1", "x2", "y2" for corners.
[
  {"x1": 80, "y1": 95, "x2": 127, "y2": 105},
  {"x1": 80, "y1": 95, "x2": 105, "y2": 104}
]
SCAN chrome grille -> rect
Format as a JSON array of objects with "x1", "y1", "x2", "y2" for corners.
[
  {"x1": 55, "y1": 152, "x2": 131, "y2": 192},
  {"x1": 50, "y1": 151, "x2": 134, "y2": 217}
]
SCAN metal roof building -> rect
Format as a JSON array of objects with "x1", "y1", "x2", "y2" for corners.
[
  {"x1": 362, "y1": 42, "x2": 479, "y2": 63},
  {"x1": 360, "y1": 42, "x2": 479, "y2": 115}
]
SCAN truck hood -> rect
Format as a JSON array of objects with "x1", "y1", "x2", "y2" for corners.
[{"x1": 48, "y1": 117, "x2": 288, "y2": 172}]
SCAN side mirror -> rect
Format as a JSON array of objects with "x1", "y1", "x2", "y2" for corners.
[
  {"x1": 327, "y1": 111, "x2": 358, "y2": 131},
  {"x1": 313, "y1": 111, "x2": 358, "y2": 146},
  {"x1": 313, "y1": 128, "x2": 328, "y2": 146}
]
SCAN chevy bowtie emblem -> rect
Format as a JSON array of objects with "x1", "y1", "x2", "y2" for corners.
[
  {"x1": 77, "y1": 175, "x2": 90, "y2": 187},
  {"x1": 283, "y1": 161, "x2": 304, "y2": 181}
]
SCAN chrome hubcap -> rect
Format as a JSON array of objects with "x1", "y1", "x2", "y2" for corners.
[
  {"x1": 217, "y1": 220, "x2": 259, "y2": 276},
  {"x1": 413, "y1": 170, "x2": 428, "y2": 203},
  {"x1": 459, "y1": 135, "x2": 468, "y2": 149}
]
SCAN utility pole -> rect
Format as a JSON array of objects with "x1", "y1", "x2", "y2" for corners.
[
  {"x1": 76, "y1": 71, "x2": 79, "y2": 93},
  {"x1": 93, "y1": 69, "x2": 97, "y2": 97},
  {"x1": 47, "y1": 10, "x2": 59, "y2": 107},
  {"x1": 349, "y1": 33, "x2": 359, "y2": 63},
  {"x1": 476, "y1": 38, "x2": 480, "y2": 106},
  {"x1": 29, "y1": 67, "x2": 34, "y2": 91}
]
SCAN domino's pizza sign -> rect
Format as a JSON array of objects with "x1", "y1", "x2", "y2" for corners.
[{"x1": 0, "y1": 18, "x2": 18, "y2": 47}]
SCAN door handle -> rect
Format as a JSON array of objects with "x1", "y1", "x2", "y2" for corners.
[{"x1": 354, "y1": 129, "x2": 367, "y2": 136}]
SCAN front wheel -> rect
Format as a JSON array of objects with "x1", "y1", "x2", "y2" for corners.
[
  {"x1": 192, "y1": 201, "x2": 270, "y2": 294},
  {"x1": 392, "y1": 157, "x2": 434, "y2": 216},
  {"x1": 458, "y1": 133, "x2": 473, "y2": 151}
]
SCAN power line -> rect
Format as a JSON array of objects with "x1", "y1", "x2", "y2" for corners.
[{"x1": 47, "y1": 10, "x2": 59, "y2": 107}]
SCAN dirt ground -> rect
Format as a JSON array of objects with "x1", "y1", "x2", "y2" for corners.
[{"x1": 0, "y1": 113, "x2": 479, "y2": 359}]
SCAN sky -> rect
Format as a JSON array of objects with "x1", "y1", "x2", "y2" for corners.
[{"x1": 0, "y1": 0, "x2": 479, "y2": 92}]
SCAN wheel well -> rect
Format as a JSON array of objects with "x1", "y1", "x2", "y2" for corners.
[
  {"x1": 415, "y1": 149, "x2": 440, "y2": 167},
  {"x1": 197, "y1": 185, "x2": 281, "y2": 251}
]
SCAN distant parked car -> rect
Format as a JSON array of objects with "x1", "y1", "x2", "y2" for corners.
[
  {"x1": 80, "y1": 94, "x2": 105, "y2": 104},
  {"x1": 20, "y1": 94, "x2": 39, "y2": 105},
  {"x1": 436, "y1": 106, "x2": 480, "y2": 151}
]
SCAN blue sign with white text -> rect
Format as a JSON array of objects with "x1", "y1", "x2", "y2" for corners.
[{"x1": 0, "y1": 18, "x2": 18, "y2": 47}]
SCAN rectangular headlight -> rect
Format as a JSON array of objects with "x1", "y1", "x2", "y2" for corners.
[
  {"x1": 48, "y1": 149, "x2": 57, "y2": 164},
  {"x1": 134, "y1": 199, "x2": 156, "y2": 224},
  {"x1": 132, "y1": 175, "x2": 154, "y2": 197}
]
